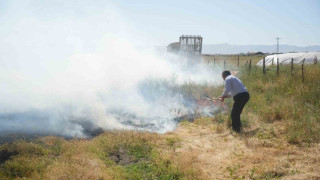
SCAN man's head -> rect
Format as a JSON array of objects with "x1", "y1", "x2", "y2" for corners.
[{"x1": 222, "y1": 70, "x2": 231, "y2": 80}]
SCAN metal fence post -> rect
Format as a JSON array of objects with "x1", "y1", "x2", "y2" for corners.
[
  {"x1": 263, "y1": 57, "x2": 266, "y2": 75},
  {"x1": 237, "y1": 55, "x2": 239, "y2": 68},
  {"x1": 302, "y1": 58, "x2": 305, "y2": 83},
  {"x1": 291, "y1": 58, "x2": 293, "y2": 76},
  {"x1": 277, "y1": 58, "x2": 279, "y2": 75},
  {"x1": 224, "y1": 60, "x2": 226, "y2": 70},
  {"x1": 249, "y1": 59, "x2": 252, "y2": 75}
]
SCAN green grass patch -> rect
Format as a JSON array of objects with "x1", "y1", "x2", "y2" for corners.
[
  {"x1": 0, "y1": 137, "x2": 65, "y2": 179},
  {"x1": 90, "y1": 131, "x2": 197, "y2": 179},
  {"x1": 238, "y1": 64, "x2": 320, "y2": 144}
]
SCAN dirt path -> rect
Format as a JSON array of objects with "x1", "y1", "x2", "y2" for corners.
[{"x1": 165, "y1": 121, "x2": 320, "y2": 179}]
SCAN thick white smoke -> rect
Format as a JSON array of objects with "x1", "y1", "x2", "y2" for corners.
[{"x1": 0, "y1": 0, "x2": 223, "y2": 137}]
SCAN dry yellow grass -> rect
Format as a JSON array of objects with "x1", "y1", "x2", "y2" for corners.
[
  {"x1": 165, "y1": 119, "x2": 320, "y2": 179},
  {"x1": 1, "y1": 112, "x2": 319, "y2": 179},
  {"x1": 43, "y1": 140, "x2": 112, "y2": 180}
]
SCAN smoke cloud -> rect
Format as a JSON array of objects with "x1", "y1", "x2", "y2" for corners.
[{"x1": 0, "y1": 0, "x2": 223, "y2": 137}]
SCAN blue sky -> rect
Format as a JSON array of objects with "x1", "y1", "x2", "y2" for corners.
[
  {"x1": 0, "y1": 0, "x2": 319, "y2": 46},
  {"x1": 112, "y1": 0, "x2": 320, "y2": 46}
]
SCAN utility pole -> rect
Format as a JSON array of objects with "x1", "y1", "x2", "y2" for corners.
[{"x1": 276, "y1": 37, "x2": 280, "y2": 54}]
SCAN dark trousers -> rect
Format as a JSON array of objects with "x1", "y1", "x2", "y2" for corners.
[{"x1": 231, "y1": 92, "x2": 250, "y2": 132}]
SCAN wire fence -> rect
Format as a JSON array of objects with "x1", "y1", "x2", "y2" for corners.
[
  {"x1": 260, "y1": 57, "x2": 319, "y2": 83},
  {"x1": 207, "y1": 55, "x2": 319, "y2": 83},
  {"x1": 208, "y1": 55, "x2": 249, "y2": 71}
]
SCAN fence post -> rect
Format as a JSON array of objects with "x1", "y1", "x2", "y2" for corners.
[
  {"x1": 263, "y1": 57, "x2": 266, "y2": 75},
  {"x1": 237, "y1": 55, "x2": 239, "y2": 68},
  {"x1": 302, "y1": 58, "x2": 305, "y2": 83},
  {"x1": 276, "y1": 58, "x2": 279, "y2": 75},
  {"x1": 249, "y1": 59, "x2": 252, "y2": 75},
  {"x1": 224, "y1": 60, "x2": 226, "y2": 70},
  {"x1": 214, "y1": 58, "x2": 216, "y2": 67},
  {"x1": 272, "y1": 57, "x2": 274, "y2": 66},
  {"x1": 291, "y1": 58, "x2": 293, "y2": 76}
]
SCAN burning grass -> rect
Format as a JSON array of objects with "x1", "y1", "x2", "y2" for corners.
[{"x1": 0, "y1": 55, "x2": 319, "y2": 179}]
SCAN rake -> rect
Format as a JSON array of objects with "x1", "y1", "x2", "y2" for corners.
[{"x1": 203, "y1": 96, "x2": 221, "y2": 102}]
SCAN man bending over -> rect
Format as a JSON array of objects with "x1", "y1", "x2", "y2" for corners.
[{"x1": 219, "y1": 70, "x2": 250, "y2": 133}]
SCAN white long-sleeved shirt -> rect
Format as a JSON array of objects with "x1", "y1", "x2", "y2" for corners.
[{"x1": 222, "y1": 75, "x2": 248, "y2": 97}]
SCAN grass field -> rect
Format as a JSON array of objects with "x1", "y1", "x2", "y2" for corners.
[
  {"x1": 204, "y1": 54, "x2": 320, "y2": 144},
  {"x1": 1, "y1": 55, "x2": 319, "y2": 179}
]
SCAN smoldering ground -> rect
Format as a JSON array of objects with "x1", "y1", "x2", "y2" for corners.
[{"x1": 0, "y1": 1, "x2": 224, "y2": 138}]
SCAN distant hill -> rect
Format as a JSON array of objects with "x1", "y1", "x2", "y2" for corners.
[{"x1": 202, "y1": 43, "x2": 320, "y2": 54}]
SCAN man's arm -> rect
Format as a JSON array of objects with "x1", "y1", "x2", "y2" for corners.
[
  {"x1": 219, "y1": 93, "x2": 231, "y2": 102},
  {"x1": 219, "y1": 78, "x2": 232, "y2": 102}
]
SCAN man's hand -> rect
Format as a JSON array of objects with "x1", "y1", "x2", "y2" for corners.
[
  {"x1": 219, "y1": 95, "x2": 230, "y2": 102},
  {"x1": 219, "y1": 96, "x2": 225, "y2": 102}
]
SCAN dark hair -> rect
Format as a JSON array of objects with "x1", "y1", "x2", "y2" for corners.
[{"x1": 222, "y1": 70, "x2": 231, "y2": 77}]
